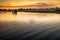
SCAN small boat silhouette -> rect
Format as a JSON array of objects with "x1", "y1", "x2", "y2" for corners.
[{"x1": 12, "y1": 10, "x2": 17, "y2": 15}]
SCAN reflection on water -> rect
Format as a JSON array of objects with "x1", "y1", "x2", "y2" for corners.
[
  {"x1": 0, "y1": 12, "x2": 60, "y2": 23},
  {"x1": 0, "y1": 12, "x2": 60, "y2": 40}
]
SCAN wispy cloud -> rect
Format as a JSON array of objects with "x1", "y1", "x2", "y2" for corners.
[{"x1": 36, "y1": 3, "x2": 54, "y2": 6}]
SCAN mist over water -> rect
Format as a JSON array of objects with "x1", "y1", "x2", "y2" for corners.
[{"x1": 0, "y1": 12, "x2": 60, "y2": 40}]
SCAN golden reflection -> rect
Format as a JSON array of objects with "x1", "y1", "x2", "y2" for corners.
[{"x1": 0, "y1": 12, "x2": 60, "y2": 23}]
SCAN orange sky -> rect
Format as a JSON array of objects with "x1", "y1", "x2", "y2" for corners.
[{"x1": 0, "y1": 0, "x2": 60, "y2": 9}]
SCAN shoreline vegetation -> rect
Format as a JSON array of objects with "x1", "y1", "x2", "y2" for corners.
[{"x1": 0, "y1": 7, "x2": 60, "y2": 13}]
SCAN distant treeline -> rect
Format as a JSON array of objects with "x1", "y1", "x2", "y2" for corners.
[{"x1": 0, "y1": 7, "x2": 60, "y2": 13}]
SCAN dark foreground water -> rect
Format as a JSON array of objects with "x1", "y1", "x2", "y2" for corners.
[{"x1": 0, "y1": 12, "x2": 60, "y2": 40}]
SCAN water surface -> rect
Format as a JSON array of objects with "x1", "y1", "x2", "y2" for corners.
[{"x1": 0, "y1": 12, "x2": 60, "y2": 40}]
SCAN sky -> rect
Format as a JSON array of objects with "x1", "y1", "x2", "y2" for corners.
[{"x1": 0, "y1": 0, "x2": 60, "y2": 8}]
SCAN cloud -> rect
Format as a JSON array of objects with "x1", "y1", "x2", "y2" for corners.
[
  {"x1": 0, "y1": 5, "x2": 4, "y2": 6},
  {"x1": 36, "y1": 3, "x2": 54, "y2": 6}
]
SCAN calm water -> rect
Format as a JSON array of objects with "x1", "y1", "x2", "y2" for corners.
[{"x1": 0, "y1": 12, "x2": 60, "y2": 40}]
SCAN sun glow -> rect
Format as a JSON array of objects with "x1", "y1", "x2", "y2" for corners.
[{"x1": 0, "y1": 0, "x2": 60, "y2": 8}]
